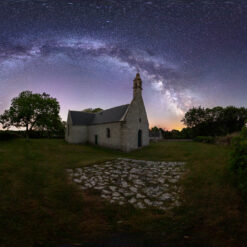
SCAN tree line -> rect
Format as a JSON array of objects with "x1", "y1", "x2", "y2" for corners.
[
  {"x1": 182, "y1": 106, "x2": 247, "y2": 137},
  {"x1": 151, "y1": 106, "x2": 247, "y2": 139},
  {"x1": 1, "y1": 91, "x2": 247, "y2": 140}
]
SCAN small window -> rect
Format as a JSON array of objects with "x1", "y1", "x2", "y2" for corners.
[
  {"x1": 139, "y1": 118, "x2": 141, "y2": 123},
  {"x1": 95, "y1": 135, "x2": 98, "y2": 145},
  {"x1": 67, "y1": 124, "x2": 70, "y2": 136},
  {"x1": 106, "y1": 128, "x2": 111, "y2": 138}
]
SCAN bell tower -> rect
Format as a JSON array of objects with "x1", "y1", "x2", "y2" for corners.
[{"x1": 133, "y1": 73, "x2": 142, "y2": 99}]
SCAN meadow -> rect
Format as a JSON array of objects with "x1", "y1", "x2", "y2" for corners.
[{"x1": 0, "y1": 139, "x2": 246, "y2": 247}]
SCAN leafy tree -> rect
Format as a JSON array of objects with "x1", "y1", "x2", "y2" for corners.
[
  {"x1": 151, "y1": 126, "x2": 159, "y2": 132},
  {"x1": 0, "y1": 91, "x2": 62, "y2": 138},
  {"x1": 180, "y1": 128, "x2": 193, "y2": 139},
  {"x1": 182, "y1": 106, "x2": 207, "y2": 128},
  {"x1": 182, "y1": 106, "x2": 247, "y2": 137},
  {"x1": 150, "y1": 126, "x2": 163, "y2": 138},
  {"x1": 82, "y1": 108, "x2": 103, "y2": 113}
]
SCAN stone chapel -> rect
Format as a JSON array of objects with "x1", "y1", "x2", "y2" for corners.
[{"x1": 65, "y1": 73, "x2": 149, "y2": 152}]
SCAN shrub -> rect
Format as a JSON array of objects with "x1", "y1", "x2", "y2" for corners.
[
  {"x1": 230, "y1": 127, "x2": 247, "y2": 193},
  {"x1": 216, "y1": 132, "x2": 240, "y2": 145},
  {"x1": 194, "y1": 136, "x2": 215, "y2": 144},
  {"x1": 28, "y1": 130, "x2": 64, "y2": 139},
  {"x1": 0, "y1": 131, "x2": 20, "y2": 141}
]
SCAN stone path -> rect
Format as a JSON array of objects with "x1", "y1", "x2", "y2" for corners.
[{"x1": 67, "y1": 158, "x2": 186, "y2": 210}]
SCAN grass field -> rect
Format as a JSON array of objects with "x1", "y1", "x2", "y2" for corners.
[{"x1": 0, "y1": 139, "x2": 247, "y2": 247}]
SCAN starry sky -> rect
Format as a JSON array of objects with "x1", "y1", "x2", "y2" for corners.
[{"x1": 1, "y1": 0, "x2": 247, "y2": 130}]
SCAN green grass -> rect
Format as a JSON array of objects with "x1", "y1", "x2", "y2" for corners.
[{"x1": 0, "y1": 139, "x2": 246, "y2": 247}]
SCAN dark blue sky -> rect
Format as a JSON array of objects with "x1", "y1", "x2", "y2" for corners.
[{"x1": 1, "y1": 0, "x2": 247, "y2": 129}]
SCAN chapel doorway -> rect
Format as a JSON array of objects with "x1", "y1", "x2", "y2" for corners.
[
  {"x1": 95, "y1": 135, "x2": 98, "y2": 145},
  {"x1": 138, "y1": 129, "x2": 142, "y2": 147}
]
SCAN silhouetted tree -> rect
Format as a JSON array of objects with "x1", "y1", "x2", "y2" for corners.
[
  {"x1": 0, "y1": 91, "x2": 62, "y2": 138},
  {"x1": 82, "y1": 108, "x2": 103, "y2": 113},
  {"x1": 182, "y1": 106, "x2": 247, "y2": 137}
]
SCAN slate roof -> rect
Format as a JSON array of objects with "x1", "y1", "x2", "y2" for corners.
[
  {"x1": 69, "y1": 111, "x2": 95, "y2": 125},
  {"x1": 70, "y1": 104, "x2": 129, "y2": 126}
]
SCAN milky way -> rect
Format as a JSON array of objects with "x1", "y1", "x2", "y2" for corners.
[{"x1": 1, "y1": 0, "x2": 247, "y2": 129}]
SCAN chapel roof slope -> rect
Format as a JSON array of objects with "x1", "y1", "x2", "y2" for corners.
[
  {"x1": 70, "y1": 104, "x2": 129, "y2": 126},
  {"x1": 69, "y1": 111, "x2": 95, "y2": 125},
  {"x1": 92, "y1": 104, "x2": 129, "y2": 124}
]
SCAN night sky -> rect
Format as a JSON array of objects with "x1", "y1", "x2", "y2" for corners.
[{"x1": 1, "y1": 0, "x2": 247, "y2": 130}]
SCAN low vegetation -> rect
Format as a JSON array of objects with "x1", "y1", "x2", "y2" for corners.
[
  {"x1": 230, "y1": 127, "x2": 247, "y2": 194},
  {"x1": 194, "y1": 136, "x2": 215, "y2": 144},
  {"x1": 0, "y1": 139, "x2": 247, "y2": 247},
  {"x1": 0, "y1": 130, "x2": 20, "y2": 141}
]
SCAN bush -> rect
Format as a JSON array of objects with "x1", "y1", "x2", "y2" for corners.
[
  {"x1": 0, "y1": 131, "x2": 20, "y2": 141},
  {"x1": 216, "y1": 132, "x2": 240, "y2": 145},
  {"x1": 29, "y1": 130, "x2": 64, "y2": 139},
  {"x1": 230, "y1": 127, "x2": 247, "y2": 193},
  {"x1": 194, "y1": 136, "x2": 215, "y2": 144}
]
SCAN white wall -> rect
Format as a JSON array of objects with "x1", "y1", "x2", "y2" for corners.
[
  {"x1": 65, "y1": 112, "x2": 88, "y2": 144},
  {"x1": 121, "y1": 95, "x2": 149, "y2": 152},
  {"x1": 88, "y1": 122, "x2": 122, "y2": 149}
]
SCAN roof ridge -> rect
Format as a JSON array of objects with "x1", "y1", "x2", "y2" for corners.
[
  {"x1": 97, "y1": 104, "x2": 129, "y2": 114},
  {"x1": 70, "y1": 110, "x2": 96, "y2": 115}
]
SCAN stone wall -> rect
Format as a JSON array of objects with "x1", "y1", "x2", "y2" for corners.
[
  {"x1": 88, "y1": 122, "x2": 122, "y2": 149},
  {"x1": 66, "y1": 125, "x2": 88, "y2": 143},
  {"x1": 65, "y1": 112, "x2": 88, "y2": 143},
  {"x1": 121, "y1": 95, "x2": 149, "y2": 152}
]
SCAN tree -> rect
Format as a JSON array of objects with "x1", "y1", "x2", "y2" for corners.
[
  {"x1": 181, "y1": 106, "x2": 207, "y2": 128},
  {"x1": 182, "y1": 106, "x2": 247, "y2": 137},
  {"x1": 0, "y1": 91, "x2": 62, "y2": 138},
  {"x1": 150, "y1": 126, "x2": 162, "y2": 138},
  {"x1": 151, "y1": 126, "x2": 159, "y2": 132},
  {"x1": 82, "y1": 108, "x2": 103, "y2": 113}
]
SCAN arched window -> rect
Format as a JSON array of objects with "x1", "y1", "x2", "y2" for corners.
[{"x1": 106, "y1": 128, "x2": 111, "y2": 138}]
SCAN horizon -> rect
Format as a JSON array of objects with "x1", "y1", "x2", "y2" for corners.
[{"x1": 1, "y1": 0, "x2": 247, "y2": 131}]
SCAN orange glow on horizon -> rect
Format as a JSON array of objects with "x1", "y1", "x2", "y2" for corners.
[{"x1": 149, "y1": 121, "x2": 184, "y2": 131}]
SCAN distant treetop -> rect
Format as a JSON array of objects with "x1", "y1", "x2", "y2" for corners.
[{"x1": 82, "y1": 108, "x2": 103, "y2": 113}]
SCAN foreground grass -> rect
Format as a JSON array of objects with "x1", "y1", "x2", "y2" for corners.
[{"x1": 0, "y1": 139, "x2": 246, "y2": 247}]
